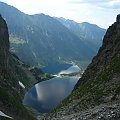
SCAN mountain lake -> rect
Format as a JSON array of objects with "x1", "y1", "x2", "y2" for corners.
[{"x1": 23, "y1": 64, "x2": 80, "y2": 113}]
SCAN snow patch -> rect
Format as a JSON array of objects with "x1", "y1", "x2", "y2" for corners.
[
  {"x1": 0, "y1": 111, "x2": 13, "y2": 119},
  {"x1": 19, "y1": 81, "x2": 25, "y2": 88}
]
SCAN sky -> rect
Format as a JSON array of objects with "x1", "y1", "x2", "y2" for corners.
[{"x1": 0, "y1": 0, "x2": 120, "y2": 28}]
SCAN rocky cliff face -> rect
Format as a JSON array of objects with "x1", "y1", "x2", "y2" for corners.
[
  {"x1": 0, "y1": 14, "x2": 9, "y2": 69},
  {"x1": 46, "y1": 14, "x2": 120, "y2": 120},
  {"x1": 75, "y1": 14, "x2": 120, "y2": 89},
  {"x1": 0, "y1": 15, "x2": 36, "y2": 120}
]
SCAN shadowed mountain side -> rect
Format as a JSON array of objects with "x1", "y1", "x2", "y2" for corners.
[{"x1": 0, "y1": 15, "x2": 37, "y2": 120}]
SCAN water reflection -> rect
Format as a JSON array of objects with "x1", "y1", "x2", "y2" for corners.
[
  {"x1": 23, "y1": 76, "x2": 79, "y2": 113},
  {"x1": 59, "y1": 65, "x2": 81, "y2": 74}
]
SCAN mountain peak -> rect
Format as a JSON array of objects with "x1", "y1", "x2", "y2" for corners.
[{"x1": 117, "y1": 14, "x2": 120, "y2": 23}]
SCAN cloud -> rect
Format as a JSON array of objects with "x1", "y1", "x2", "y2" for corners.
[
  {"x1": 100, "y1": 0, "x2": 120, "y2": 9},
  {"x1": 70, "y1": 0, "x2": 106, "y2": 4},
  {"x1": 70, "y1": 0, "x2": 120, "y2": 9}
]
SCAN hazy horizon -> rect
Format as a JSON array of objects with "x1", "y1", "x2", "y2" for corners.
[{"x1": 0, "y1": 0, "x2": 120, "y2": 28}]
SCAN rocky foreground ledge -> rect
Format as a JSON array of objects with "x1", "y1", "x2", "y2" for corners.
[{"x1": 47, "y1": 102, "x2": 120, "y2": 120}]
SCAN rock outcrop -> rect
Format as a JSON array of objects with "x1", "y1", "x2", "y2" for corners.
[
  {"x1": 46, "y1": 14, "x2": 120, "y2": 120},
  {"x1": 0, "y1": 14, "x2": 9, "y2": 69}
]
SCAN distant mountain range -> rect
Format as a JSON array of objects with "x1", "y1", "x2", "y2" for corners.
[
  {"x1": 0, "y1": 2, "x2": 106, "y2": 68},
  {"x1": 55, "y1": 17, "x2": 105, "y2": 52}
]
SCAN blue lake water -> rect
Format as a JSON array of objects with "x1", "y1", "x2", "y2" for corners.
[
  {"x1": 58, "y1": 65, "x2": 81, "y2": 75},
  {"x1": 41, "y1": 63, "x2": 72, "y2": 74},
  {"x1": 23, "y1": 64, "x2": 80, "y2": 113},
  {"x1": 23, "y1": 76, "x2": 79, "y2": 113}
]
